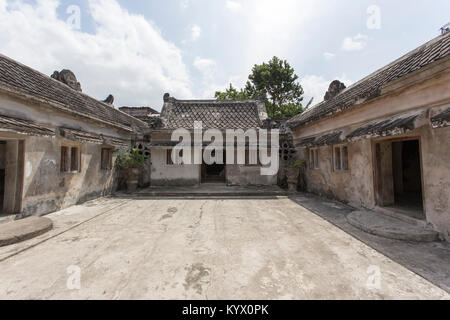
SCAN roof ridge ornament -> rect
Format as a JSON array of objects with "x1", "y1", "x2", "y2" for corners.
[
  {"x1": 324, "y1": 80, "x2": 346, "y2": 101},
  {"x1": 163, "y1": 93, "x2": 171, "y2": 102},
  {"x1": 440, "y1": 22, "x2": 450, "y2": 35},
  {"x1": 103, "y1": 94, "x2": 114, "y2": 105},
  {"x1": 51, "y1": 69, "x2": 82, "y2": 92}
]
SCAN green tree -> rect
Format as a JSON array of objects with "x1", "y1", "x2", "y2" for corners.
[
  {"x1": 215, "y1": 56, "x2": 305, "y2": 118},
  {"x1": 214, "y1": 83, "x2": 253, "y2": 100}
]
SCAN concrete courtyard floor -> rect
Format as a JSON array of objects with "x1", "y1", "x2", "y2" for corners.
[{"x1": 0, "y1": 194, "x2": 449, "y2": 300}]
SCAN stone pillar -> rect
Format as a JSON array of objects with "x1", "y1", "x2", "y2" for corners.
[
  {"x1": 392, "y1": 142, "x2": 404, "y2": 195},
  {"x1": 377, "y1": 142, "x2": 395, "y2": 206},
  {"x1": 3, "y1": 140, "x2": 18, "y2": 213}
]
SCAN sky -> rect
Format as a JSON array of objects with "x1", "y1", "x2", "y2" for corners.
[{"x1": 0, "y1": 0, "x2": 448, "y2": 111}]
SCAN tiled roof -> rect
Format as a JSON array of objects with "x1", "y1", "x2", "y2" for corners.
[
  {"x1": 288, "y1": 32, "x2": 450, "y2": 129},
  {"x1": 431, "y1": 108, "x2": 450, "y2": 128},
  {"x1": 119, "y1": 106, "x2": 160, "y2": 122},
  {"x1": 0, "y1": 114, "x2": 55, "y2": 137},
  {"x1": 0, "y1": 54, "x2": 147, "y2": 131},
  {"x1": 296, "y1": 137, "x2": 316, "y2": 148},
  {"x1": 295, "y1": 112, "x2": 424, "y2": 147},
  {"x1": 346, "y1": 113, "x2": 420, "y2": 141},
  {"x1": 161, "y1": 99, "x2": 262, "y2": 130},
  {"x1": 58, "y1": 127, "x2": 129, "y2": 146},
  {"x1": 295, "y1": 132, "x2": 342, "y2": 148},
  {"x1": 313, "y1": 131, "x2": 343, "y2": 147}
]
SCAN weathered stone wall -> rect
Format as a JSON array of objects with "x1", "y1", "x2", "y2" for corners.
[
  {"x1": 303, "y1": 139, "x2": 375, "y2": 208},
  {"x1": 226, "y1": 164, "x2": 278, "y2": 186},
  {"x1": 21, "y1": 136, "x2": 121, "y2": 216},
  {"x1": 0, "y1": 93, "x2": 133, "y2": 216},
  {"x1": 407, "y1": 125, "x2": 450, "y2": 240}
]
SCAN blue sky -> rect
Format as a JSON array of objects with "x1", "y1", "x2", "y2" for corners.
[{"x1": 0, "y1": 0, "x2": 448, "y2": 111}]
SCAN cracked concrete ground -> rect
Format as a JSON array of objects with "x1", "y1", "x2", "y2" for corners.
[{"x1": 0, "y1": 195, "x2": 448, "y2": 300}]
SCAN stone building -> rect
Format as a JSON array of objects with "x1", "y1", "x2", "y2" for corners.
[
  {"x1": 146, "y1": 94, "x2": 278, "y2": 186},
  {"x1": 288, "y1": 32, "x2": 450, "y2": 240},
  {"x1": 0, "y1": 54, "x2": 147, "y2": 217},
  {"x1": 0, "y1": 53, "x2": 281, "y2": 219}
]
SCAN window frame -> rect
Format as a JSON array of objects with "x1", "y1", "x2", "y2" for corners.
[
  {"x1": 101, "y1": 147, "x2": 114, "y2": 171},
  {"x1": 60, "y1": 144, "x2": 81, "y2": 174},
  {"x1": 309, "y1": 148, "x2": 319, "y2": 170},
  {"x1": 166, "y1": 149, "x2": 174, "y2": 166},
  {"x1": 333, "y1": 144, "x2": 349, "y2": 172},
  {"x1": 166, "y1": 148, "x2": 185, "y2": 166}
]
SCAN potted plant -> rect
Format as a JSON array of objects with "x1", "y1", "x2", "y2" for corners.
[
  {"x1": 284, "y1": 160, "x2": 306, "y2": 192},
  {"x1": 115, "y1": 148, "x2": 146, "y2": 193}
]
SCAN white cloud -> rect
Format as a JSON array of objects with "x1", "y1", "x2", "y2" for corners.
[
  {"x1": 323, "y1": 52, "x2": 335, "y2": 61},
  {"x1": 341, "y1": 33, "x2": 369, "y2": 52},
  {"x1": 194, "y1": 57, "x2": 216, "y2": 75},
  {"x1": 191, "y1": 24, "x2": 202, "y2": 41},
  {"x1": 301, "y1": 74, "x2": 353, "y2": 106},
  {"x1": 193, "y1": 57, "x2": 218, "y2": 98},
  {"x1": 0, "y1": 0, "x2": 193, "y2": 109},
  {"x1": 193, "y1": 57, "x2": 248, "y2": 99},
  {"x1": 226, "y1": 0, "x2": 243, "y2": 12},
  {"x1": 180, "y1": 0, "x2": 189, "y2": 9},
  {"x1": 231, "y1": 0, "x2": 328, "y2": 71}
]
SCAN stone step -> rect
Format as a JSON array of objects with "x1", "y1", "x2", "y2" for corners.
[
  {"x1": 121, "y1": 191, "x2": 291, "y2": 198},
  {"x1": 0, "y1": 216, "x2": 53, "y2": 247},
  {"x1": 347, "y1": 210, "x2": 440, "y2": 242},
  {"x1": 0, "y1": 214, "x2": 17, "y2": 225},
  {"x1": 116, "y1": 185, "x2": 291, "y2": 198}
]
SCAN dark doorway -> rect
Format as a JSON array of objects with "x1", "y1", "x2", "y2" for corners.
[
  {"x1": 201, "y1": 150, "x2": 226, "y2": 183},
  {"x1": 0, "y1": 141, "x2": 5, "y2": 212},
  {"x1": 375, "y1": 139, "x2": 424, "y2": 220},
  {"x1": 391, "y1": 140, "x2": 424, "y2": 218}
]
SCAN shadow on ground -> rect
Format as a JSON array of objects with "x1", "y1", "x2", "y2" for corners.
[{"x1": 289, "y1": 193, "x2": 450, "y2": 293}]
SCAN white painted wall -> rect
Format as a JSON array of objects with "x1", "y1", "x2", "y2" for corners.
[{"x1": 151, "y1": 149, "x2": 200, "y2": 186}]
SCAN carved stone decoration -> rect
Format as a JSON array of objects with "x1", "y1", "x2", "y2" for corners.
[
  {"x1": 103, "y1": 94, "x2": 114, "y2": 105},
  {"x1": 324, "y1": 80, "x2": 346, "y2": 101},
  {"x1": 51, "y1": 69, "x2": 82, "y2": 92},
  {"x1": 163, "y1": 93, "x2": 170, "y2": 102},
  {"x1": 279, "y1": 134, "x2": 297, "y2": 162},
  {"x1": 134, "y1": 143, "x2": 151, "y2": 160}
]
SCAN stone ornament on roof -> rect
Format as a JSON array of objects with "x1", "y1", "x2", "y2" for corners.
[
  {"x1": 103, "y1": 94, "x2": 114, "y2": 105},
  {"x1": 324, "y1": 80, "x2": 346, "y2": 101},
  {"x1": 51, "y1": 69, "x2": 82, "y2": 92}
]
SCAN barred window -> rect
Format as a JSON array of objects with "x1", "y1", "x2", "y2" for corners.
[
  {"x1": 334, "y1": 145, "x2": 349, "y2": 171},
  {"x1": 61, "y1": 146, "x2": 80, "y2": 173},
  {"x1": 101, "y1": 148, "x2": 113, "y2": 170},
  {"x1": 70, "y1": 147, "x2": 79, "y2": 172},
  {"x1": 309, "y1": 148, "x2": 319, "y2": 169},
  {"x1": 61, "y1": 146, "x2": 69, "y2": 172}
]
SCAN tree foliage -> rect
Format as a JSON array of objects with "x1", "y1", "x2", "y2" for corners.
[{"x1": 215, "y1": 56, "x2": 305, "y2": 118}]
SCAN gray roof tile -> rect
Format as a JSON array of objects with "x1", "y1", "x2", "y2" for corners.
[
  {"x1": 0, "y1": 54, "x2": 147, "y2": 131},
  {"x1": 161, "y1": 99, "x2": 262, "y2": 130}
]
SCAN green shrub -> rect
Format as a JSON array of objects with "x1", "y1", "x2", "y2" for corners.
[
  {"x1": 284, "y1": 159, "x2": 306, "y2": 169},
  {"x1": 115, "y1": 148, "x2": 146, "y2": 169}
]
